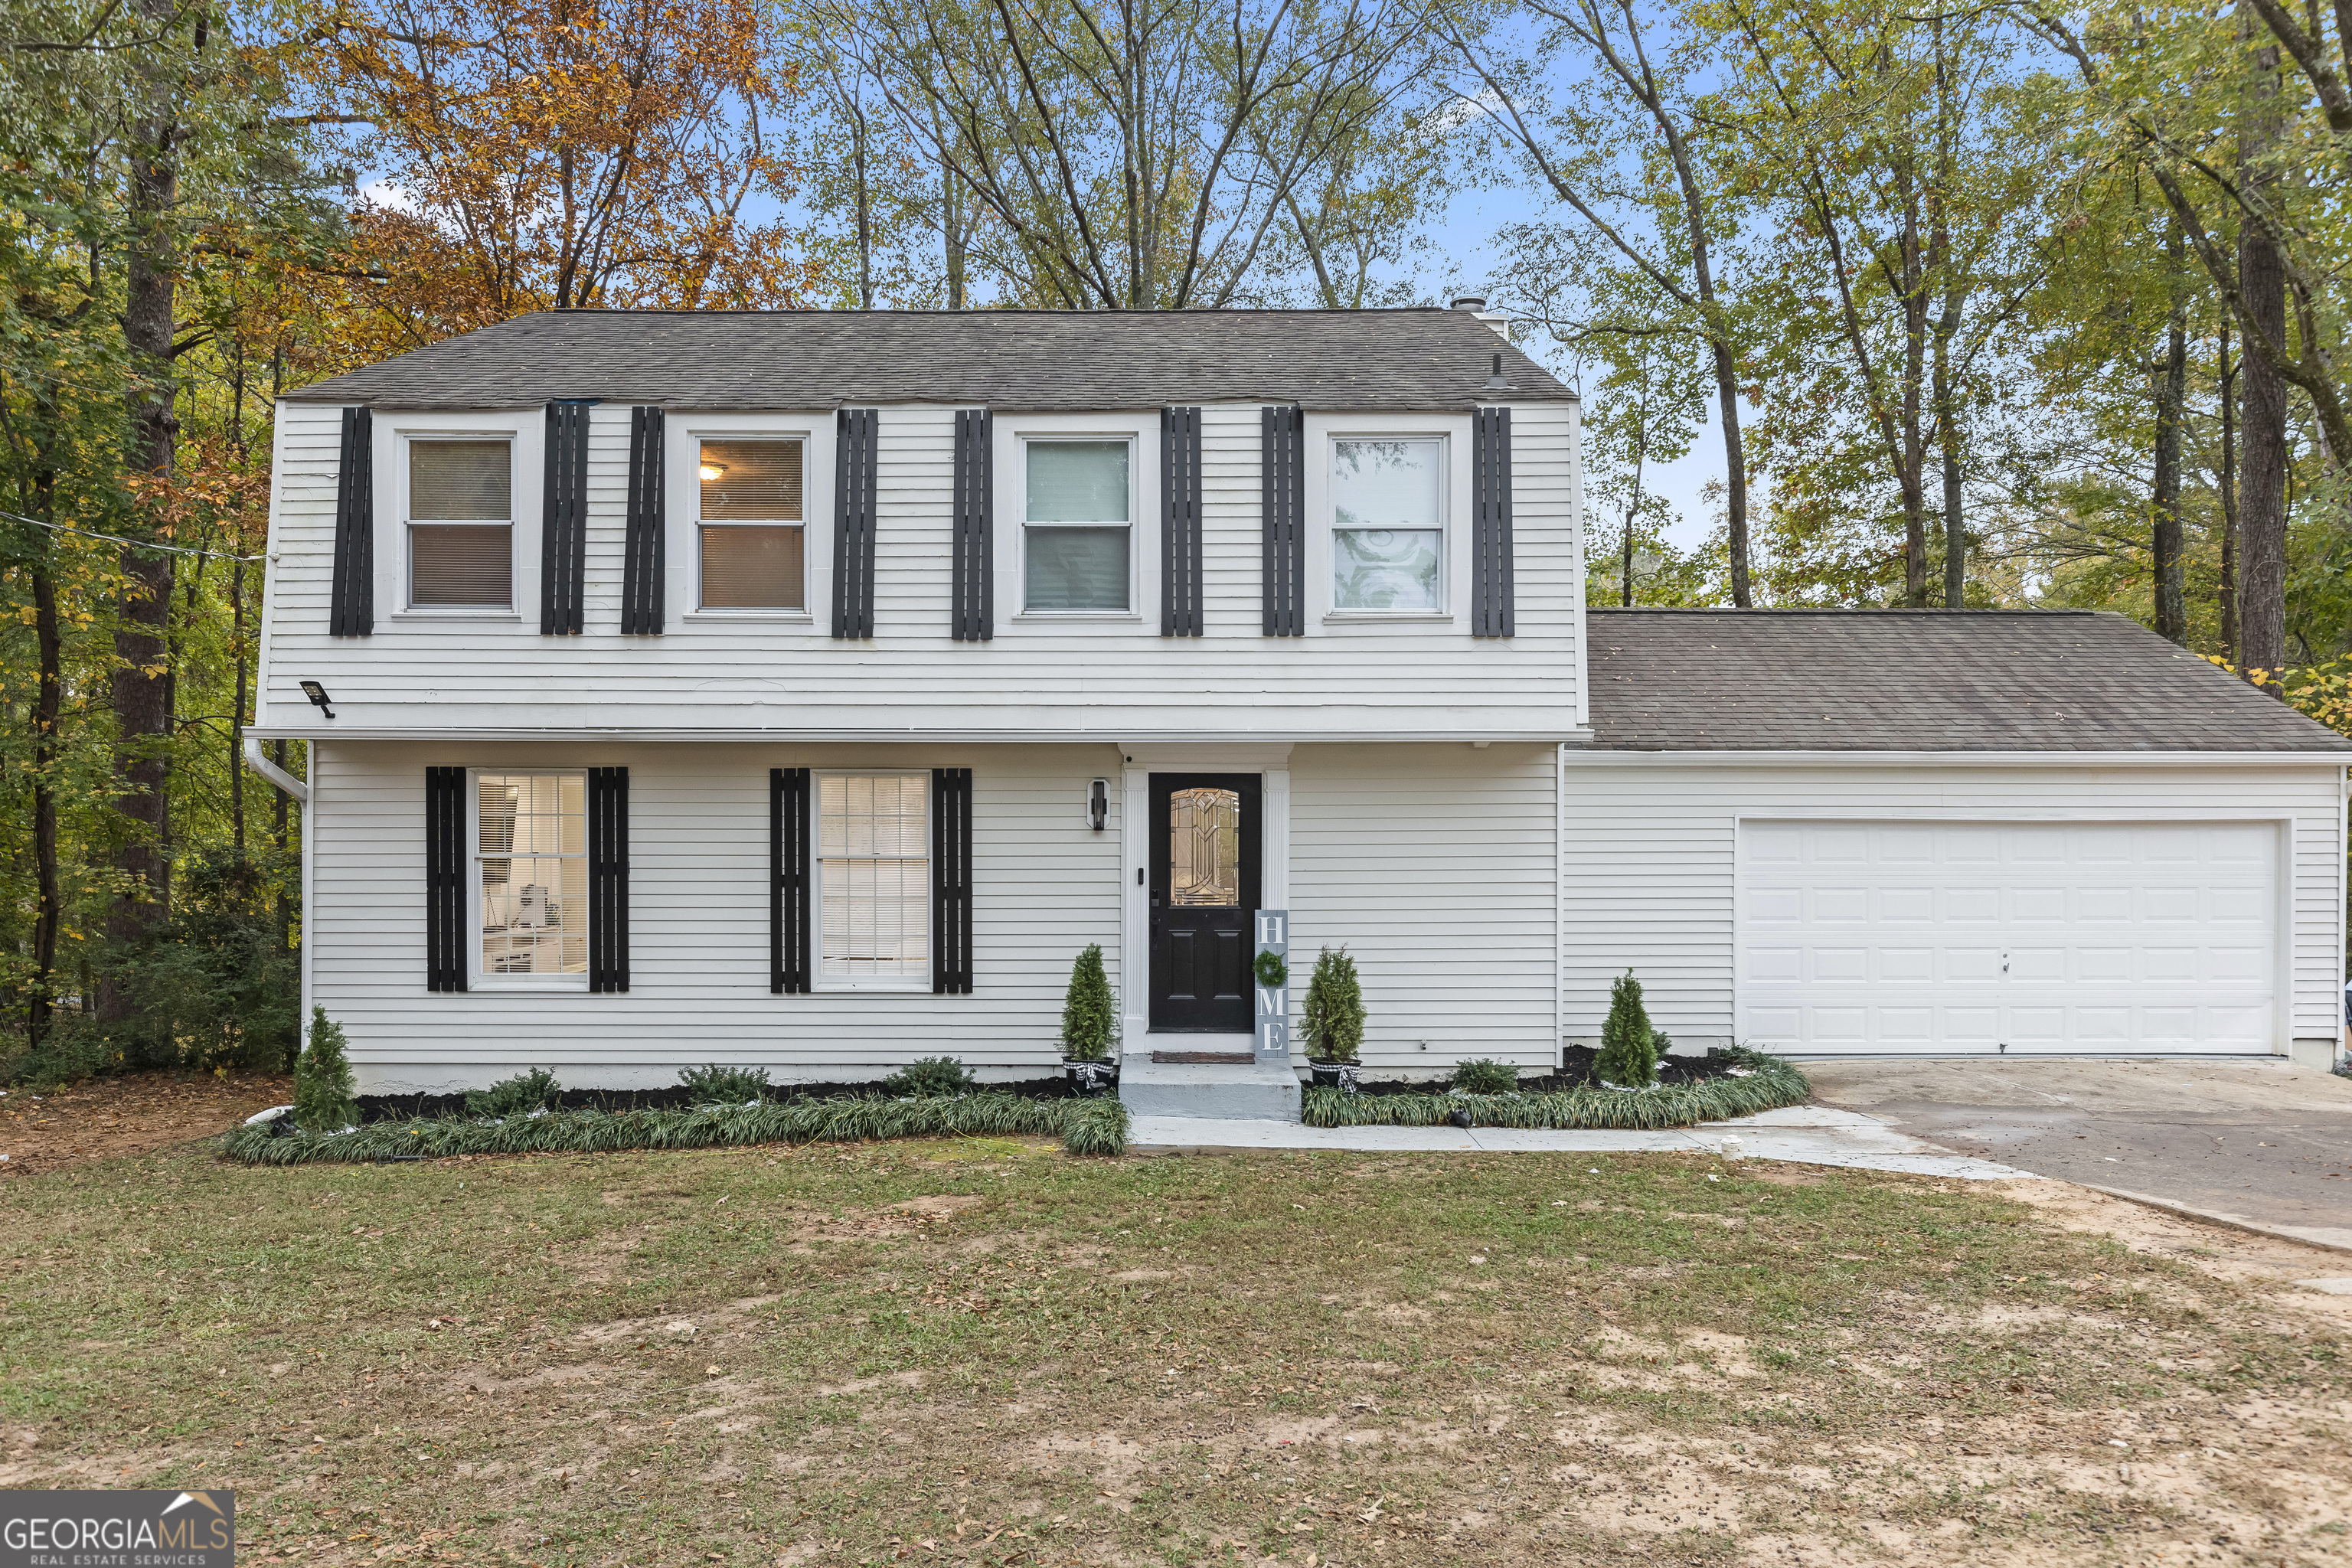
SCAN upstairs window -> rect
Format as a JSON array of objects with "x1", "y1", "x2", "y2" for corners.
[
  {"x1": 476, "y1": 770, "x2": 585, "y2": 980},
  {"x1": 817, "y1": 772, "x2": 929, "y2": 985},
  {"x1": 408, "y1": 439, "x2": 513, "y2": 609},
  {"x1": 1331, "y1": 438, "x2": 1443, "y2": 611},
  {"x1": 699, "y1": 438, "x2": 804, "y2": 610},
  {"x1": 1023, "y1": 439, "x2": 1131, "y2": 612}
]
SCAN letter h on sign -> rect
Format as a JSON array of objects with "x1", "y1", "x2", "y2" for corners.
[{"x1": 1254, "y1": 910, "x2": 1289, "y2": 1060}]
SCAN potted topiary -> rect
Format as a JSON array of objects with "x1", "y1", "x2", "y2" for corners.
[
  {"x1": 1300, "y1": 946, "x2": 1365, "y2": 1092},
  {"x1": 1058, "y1": 943, "x2": 1118, "y2": 1093}
]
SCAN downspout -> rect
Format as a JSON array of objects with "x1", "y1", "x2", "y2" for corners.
[
  {"x1": 243, "y1": 734, "x2": 309, "y2": 803},
  {"x1": 243, "y1": 734, "x2": 312, "y2": 1041}
]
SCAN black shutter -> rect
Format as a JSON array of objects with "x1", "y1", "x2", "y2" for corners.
[
  {"x1": 1472, "y1": 406, "x2": 1516, "y2": 637},
  {"x1": 425, "y1": 766, "x2": 466, "y2": 992},
  {"x1": 622, "y1": 406, "x2": 665, "y2": 634},
  {"x1": 771, "y1": 766, "x2": 812, "y2": 994},
  {"x1": 330, "y1": 407, "x2": 374, "y2": 637},
  {"x1": 931, "y1": 766, "x2": 972, "y2": 994},
  {"x1": 1162, "y1": 406, "x2": 1204, "y2": 636},
  {"x1": 588, "y1": 766, "x2": 629, "y2": 992},
  {"x1": 1261, "y1": 404, "x2": 1304, "y2": 636},
  {"x1": 834, "y1": 408, "x2": 879, "y2": 638},
  {"x1": 542, "y1": 401, "x2": 590, "y2": 635},
  {"x1": 950, "y1": 410, "x2": 993, "y2": 641}
]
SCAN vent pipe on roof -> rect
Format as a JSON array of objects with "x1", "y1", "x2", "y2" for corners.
[{"x1": 1451, "y1": 295, "x2": 1486, "y2": 312}]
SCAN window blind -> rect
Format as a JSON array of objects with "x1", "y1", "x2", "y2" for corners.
[
  {"x1": 1472, "y1": 406, "x2": 1515, "y2": 637},
  {"x1": 699, "y1": 524, "x2": 805, "y2": 609},
  {"x1": 330, "y1": 407, "x2": 374, "y2": 636}
]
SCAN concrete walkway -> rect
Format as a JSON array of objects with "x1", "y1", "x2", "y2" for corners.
[
  {"x1": 1129, "y1": 1102, "x2": 2035, "y2": 1180},
  {"x1": 1806, "y1": 1057, "x2": 2352, "y2": 1249}
]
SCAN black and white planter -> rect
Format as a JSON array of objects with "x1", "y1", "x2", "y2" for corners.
[
  {"x1": 1062, "y1": 1058, "x2": 1117, "y2": 1095},
  {"x1": 1306, "y1": 1060, "x2": 1361, "y2": 1093}
]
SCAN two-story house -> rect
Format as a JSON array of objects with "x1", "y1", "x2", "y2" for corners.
[{"x1": 248, "y1": 305, "x2": 2352, "y2": 1116}]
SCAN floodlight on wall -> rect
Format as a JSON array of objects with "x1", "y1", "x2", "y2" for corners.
[
  {"x1": 299, "y1": 679, "x2": 336, "y2": 719},
  {"x1": 1087, "y1": 778, "x2": 1108, "y2": 831}
]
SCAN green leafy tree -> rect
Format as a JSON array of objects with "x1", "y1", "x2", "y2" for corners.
[
  {"x1": 1300, "y1": 946, "x2": 1366, "y2": 1063},
  {"x1": 292, "y1": 1007, "x2": 359, "y2": 1132},
  {"x1": 1596, "y1": 970, "x2": 1658, "y2": 1087},
  {"x1": 1059, "y1": 943, "x2": 1116, "y2": 1062}
]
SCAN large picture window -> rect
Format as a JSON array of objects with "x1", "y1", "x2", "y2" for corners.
[
  {"x1": 699, "y1": 438, "x2": 805, "y2": 610},
  {"x1": 1023, "y1": 439, "x2": 1131, "y2": 612},
  {"x1": 1331, "y1": 437, "x2": 1443, "y2": 611},
  {"x1": 475, "y1": 771, "x2": 586, "y2": 979},
  {"x1": 817, "y1": 773, "x2": 929, "y2": 985},
  {"x1": 408, "y1": 439, "x2": 513, "y2": 609}
]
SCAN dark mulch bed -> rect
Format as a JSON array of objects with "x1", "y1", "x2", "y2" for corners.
[
  {"x1": 1350, "y1": 1046, "x2": 1746, "y2": 1097},
  {"x1": 353, "y1": 1074, "x2": 1080, "y2": 1123}
]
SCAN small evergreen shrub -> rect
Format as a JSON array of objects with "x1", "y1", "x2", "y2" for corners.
[
  {"x1": 292, "y1": 1007, "x2": 360, "y2": 1132},
  {"x1": 1451, "y1": 1057, "x2": 1518, "y2": 1095},
  {"x1": 677, "y1": 1063, "x2": 769, "y2": 1104},
  {"x1": 884, "y1": 1056, "x2": 975, "y2": 1098},
  {"x1": 466, "y1": 1067, "x2": 564, "y2": 1118},
  {"x1": 1596, "y1": 970, "x2": 1660, "y2": 1088},
  {"x1": 1059, "y1": 944, "x2": 1116, "y2": 1063},
  {"x1": 1300, "y1": 947, "x2": 1365, "y2": 1063}
]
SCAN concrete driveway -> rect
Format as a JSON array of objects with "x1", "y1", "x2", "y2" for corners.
[{"x1": 1806, "y1": 1056, "x2": 2352, "y2": 1248}]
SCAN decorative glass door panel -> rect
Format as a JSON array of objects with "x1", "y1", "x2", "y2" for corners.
[{"x1": 1149, "y1": 773, "x2": 1262, "y2": 1033}]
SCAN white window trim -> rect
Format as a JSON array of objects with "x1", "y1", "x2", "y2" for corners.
[
  {"x1": 381, "y1": 413, "x2": 538, "y2": 622},
  {"x1": 1304, "y1": 415, "x2": 1472, "y2": 626},
  {"x1": 995, "y1": 412, "x2": 1156, "y2": 629},
  {"x1": 467, "y1": 766, "x2": 589, "y2": 991},
  {"x1": 671, "y1": 415, "x2": 833, "y2": 626},
  {"x1": 811, "y1": 767, "x2": 934, "y2": 993}
]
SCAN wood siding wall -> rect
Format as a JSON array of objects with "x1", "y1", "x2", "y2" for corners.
[
  {"x1": 1559, "y1": 760, "x2": 2346, "y2": 1051},
  {"x1": 256, "y1": 401, "x2": 1582, "y2": 740}
]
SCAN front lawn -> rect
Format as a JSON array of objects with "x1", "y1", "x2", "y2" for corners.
[{"x1": 3, "y1": 1138, "x2": 2346, "y2": 1566}]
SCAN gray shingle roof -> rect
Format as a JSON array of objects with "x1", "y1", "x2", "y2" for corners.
[
  {"x1": 284, "y1": 308, "x2": 1575, "y2": 411},
  {"x1": 1586, "y1": 608, "x2": 2352, "y2": 752}
]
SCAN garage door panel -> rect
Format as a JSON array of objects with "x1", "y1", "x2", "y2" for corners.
[{"x1": 1740, "y1": 819, "x2": 2278, "y2": 1055}]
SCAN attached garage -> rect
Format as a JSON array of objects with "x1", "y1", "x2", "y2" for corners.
[
  {"x1": 1736, "y1": 818, "x2": 2278, "y2": 1055},
  {"x1": 1565, "y1": 610, "x2": 2351, "y2": 1067}
]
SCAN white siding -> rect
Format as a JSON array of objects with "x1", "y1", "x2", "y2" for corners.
[
  {"x1": 256, "y1": 400, "x2": 1583, "y2": 741},
  {"x1": 1290, "y1": 743, "x2": 1559, "y2": 1070},
  {"x1": 313, "y1": 739, "x2": 1558, "y2": 1090},
  {"x1": 1560, "y1": 759, "x2": 2346, "y2": 1054}
]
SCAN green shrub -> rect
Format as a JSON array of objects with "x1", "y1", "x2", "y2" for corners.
[
  {"x1": 1059, "y1": 944, "x2": 1116, "y2": 1063},
  {"x1": 1061, "y1": 1095, "x2": 1130, "y2": 1157},
  {"x1": 1451, "y1": 1057, "x2": 1518, "y2": 1095},
  {"x1": 1300, "y1": 947, "x2": 1365, "y2": 1063},
  {"x1": 884, "y1": 1056, "x2": 975, "y2": 1098},
  {"x1": 292, "y1": 1007, "x2": 360, "y2": 1132},
  {"x1": 108, "y1": 849, "x2": 299, "y2": 1072},
  {"x1": 466, "y1": 1067, "x2": 564, "y2": 1118},
  {"x1": 677, "y1": 1063, "x2": 769, "y2": 1104},
  {"x1": 1596, "y1": 970, "x2": 1660, "y2": 1088}
]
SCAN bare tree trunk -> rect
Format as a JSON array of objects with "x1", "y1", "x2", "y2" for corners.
[
  {"x1": 945, "y1": 164, "x2": 966, "y2": 310},
  {"x1": 1709, "y1": 345, "x2": 1753, "y2": 606},
  {"x1": 231, "y1": 557, "x2": 247, "y2": 854},
  {"x1": 2152, "y1": 223, "x2": 2189, "y2": 644},
  {"x1": 2220, "y1": 323, "x2": 2239, "y2": 665},
  {"x1": 2236, "y1": 19, "x2": 2289, "y2": 678},
  {"x1": 31, "y1": 551, "x2": 62, "y2": 1047},
  {"x1": 105, "y1": 0, "x2": 188, "y2": 1021}
]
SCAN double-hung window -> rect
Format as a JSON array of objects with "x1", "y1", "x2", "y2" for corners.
[
  {"x1": 1023, "y1": 439, "x2": 1131, "y2": 612},
  {"x1": 475, "y1": 770, "x2": 586, "y2": 980},
  {"x1": 408, "y1": 439, "x2": 514, "y2": 609},
  {"x1": 698, "y1": 439, "x2": 805, "y2": 610},
  {"x1": 1331, "y1": 438, "x2": 1445, "y2": 611},
  {"x1": 817, "y1": 773, "x2": 929, "y2": 985}
]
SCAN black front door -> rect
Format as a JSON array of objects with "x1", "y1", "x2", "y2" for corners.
[{"x1": 1148, "y1": 773, "x2": 1262, "y2": 1033}]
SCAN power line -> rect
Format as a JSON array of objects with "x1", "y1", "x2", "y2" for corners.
[{"x1": 0, "y1": 509, "x2": 267, "y2": 562}]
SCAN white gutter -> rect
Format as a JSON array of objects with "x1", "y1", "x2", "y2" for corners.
[{"x1": 242, "y1": 735, "x2": 310, "y2": 802}]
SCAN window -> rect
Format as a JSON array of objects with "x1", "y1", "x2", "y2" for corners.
[
  {"x1": 475, "y1": 771, "x2": 586, "y2": 980},
  {"x1": 1331, "y1": 437, "x2": 1443, "y2": 611},
  {"x1": 818, "y1": 773, "x2": 929, "y2": 984},
  {"x1": 1024, "y1": 439, "x2": 1130, "y2": 612},
  {"x1": 699, "y1": 439, "x2": 805, "y2": 610},
  {"x1": 408, "y1": 440, "x2": 513, "y2": 608}
]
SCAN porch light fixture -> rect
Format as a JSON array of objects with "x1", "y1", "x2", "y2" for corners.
[
  {"x1": 698, "y1": 460, "x2": 728, "y2": 481},
  {"x1": 299, "y1": 679, "x2": 336, "y2": 719},
  {"x1": 1087, "y1": 778, "x2": 1108, "y2": 831}
]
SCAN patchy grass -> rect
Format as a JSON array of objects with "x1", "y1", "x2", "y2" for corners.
[{"x1": 2, "y1": 1141, "x2": 2347, "y2": 1566}]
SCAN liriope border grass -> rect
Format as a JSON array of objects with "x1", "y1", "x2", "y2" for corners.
[
  {"x1": 1302, "y1": 1056, "x2": 1810, "y2": 1130},
  {"x1": 218, "y1": 1090, "x2": 1129, "y2": 1164}
]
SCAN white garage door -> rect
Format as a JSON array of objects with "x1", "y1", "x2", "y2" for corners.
[{"x1": 1739, "y1": 820, "x2": 2278, "y2": 1054}]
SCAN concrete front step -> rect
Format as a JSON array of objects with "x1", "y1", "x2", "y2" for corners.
[{"x1": 1117, "y1": 1051, "x2": 1302, "y2": 1122}]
